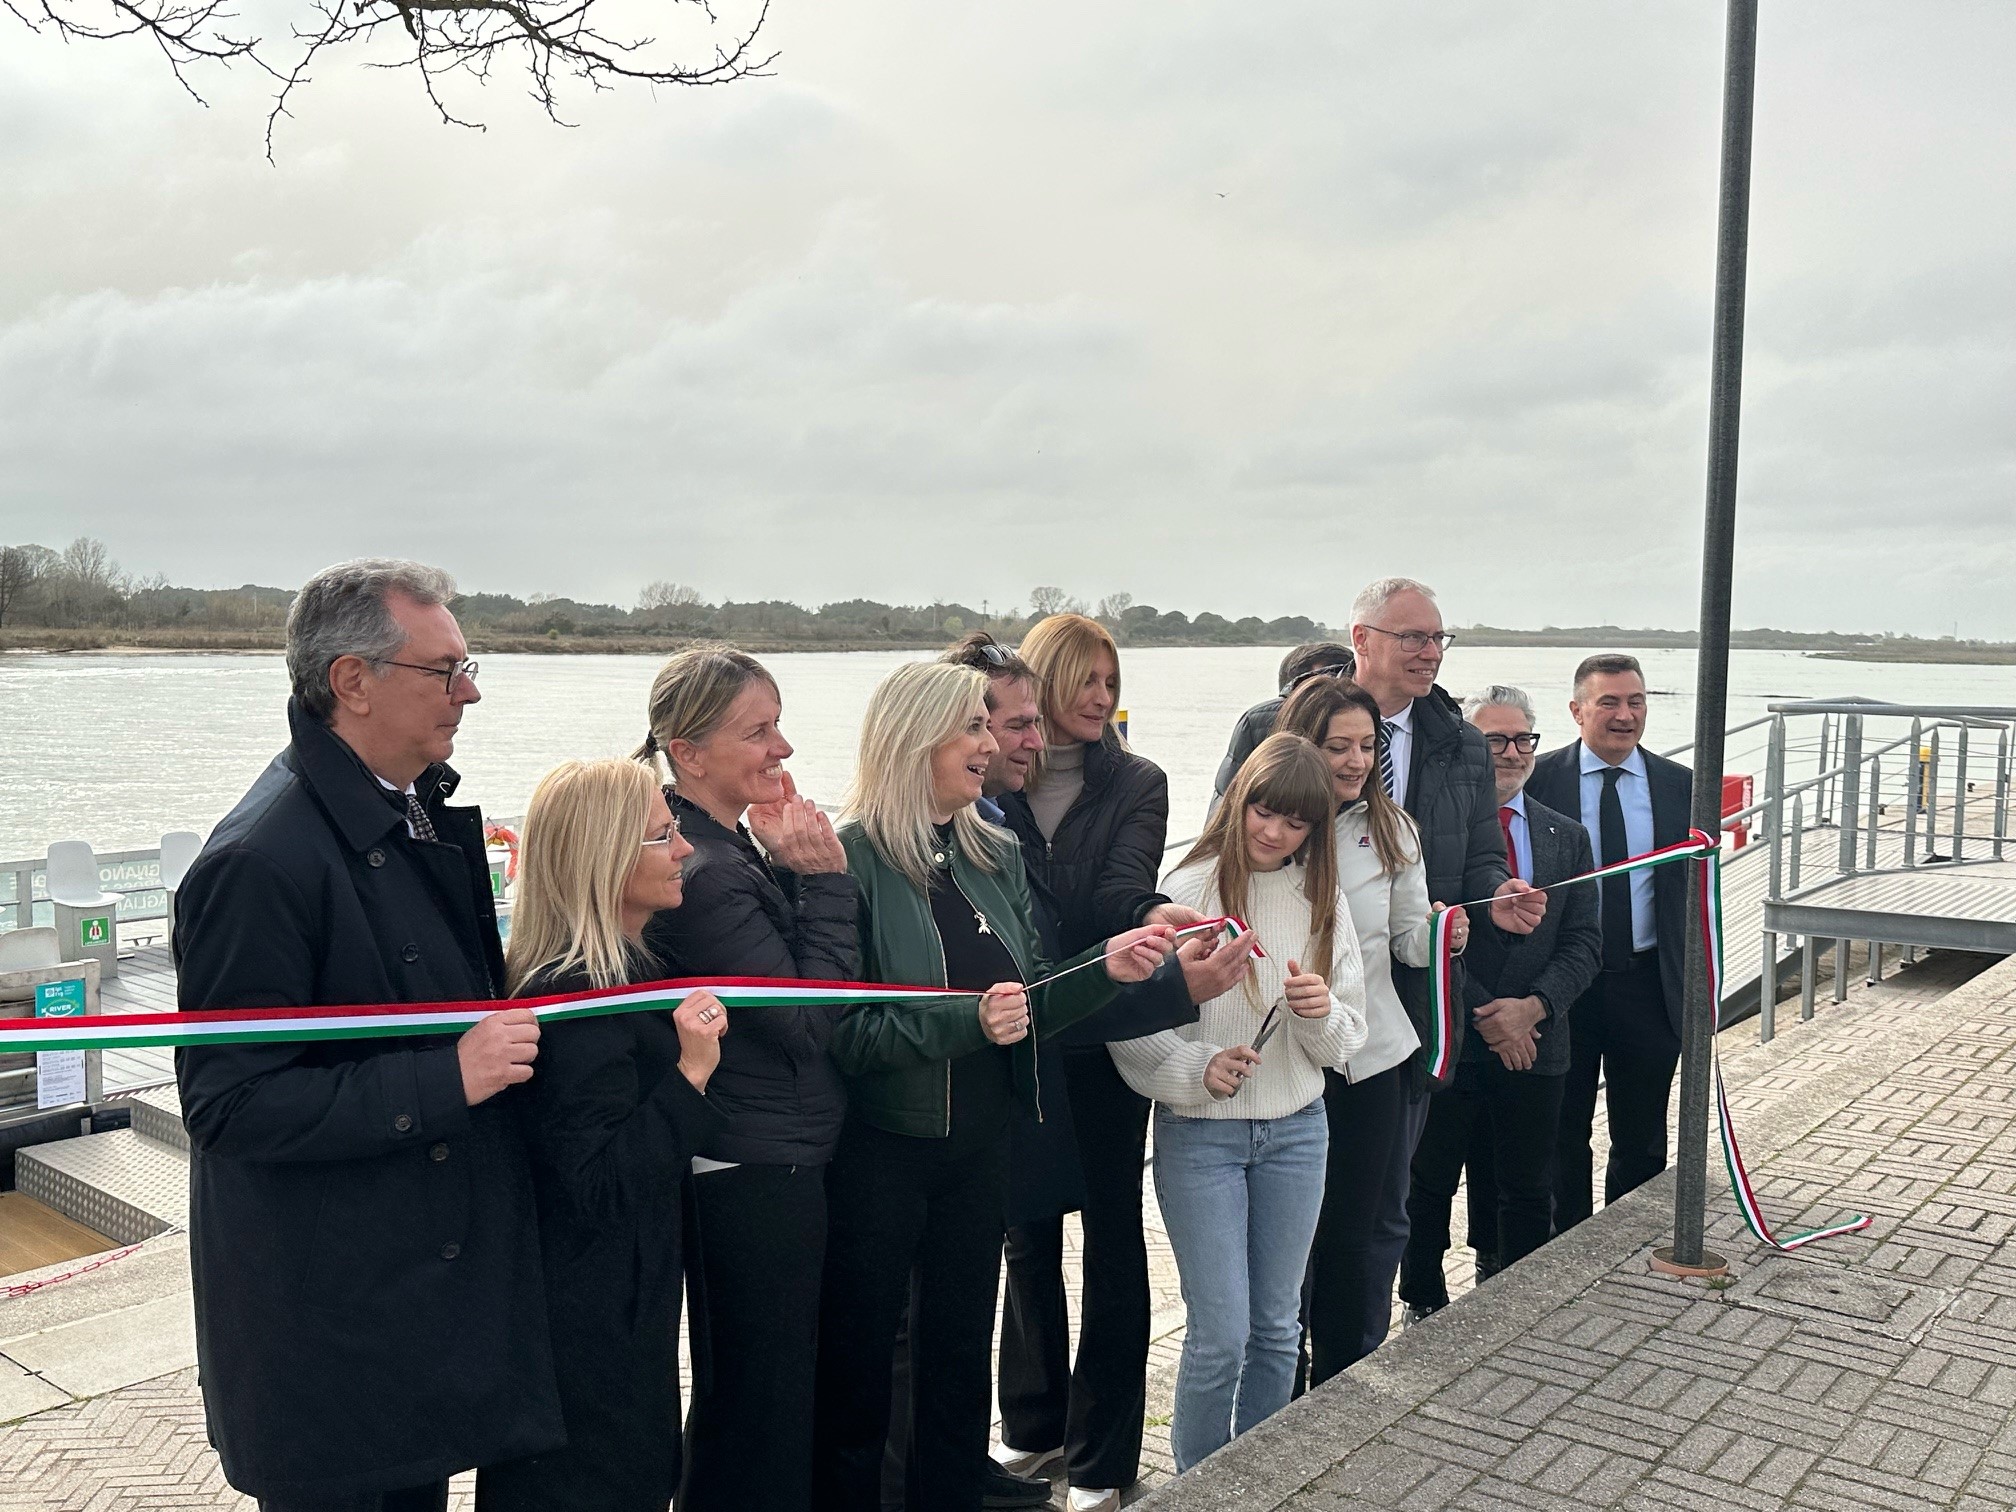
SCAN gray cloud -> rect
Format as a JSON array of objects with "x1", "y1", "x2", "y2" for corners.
[{"x1": 1, "y1": 0, "x2": 2011, "y2": 636}]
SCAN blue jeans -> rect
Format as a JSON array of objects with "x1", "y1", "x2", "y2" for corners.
[{"x1": 1152, "y1": 1100, "x2": 1329, "y2": 1473}]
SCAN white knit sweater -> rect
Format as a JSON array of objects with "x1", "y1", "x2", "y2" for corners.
[{"x1": 1107, "y1": 858, "x2": 1369, "y2": 1118}]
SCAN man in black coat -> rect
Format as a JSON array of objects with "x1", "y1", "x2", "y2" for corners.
[
  {"x1": 1526, "y1": 653, "x2": 1695, "y2": 1231},
  {"x1": 1398, "y1": 686, "x2": 1603, "y2": 1319},
  {"x1": 1336, "y1": 576, "x2": 1546, "y2": 1357},
  {"x1": 173, "y1": 560, "x2": 561, "y2": 1511}
]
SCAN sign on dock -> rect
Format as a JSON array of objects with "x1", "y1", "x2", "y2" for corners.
[{"x1": 34, "y1": 978, "x2": 88, "y2": 1109}]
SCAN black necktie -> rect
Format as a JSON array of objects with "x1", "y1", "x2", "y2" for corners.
[
  {"x1": 1599, "y1": 766, "x2": 1632, "y2": 971},
  {"x1": 406, "y1": 792, "x2": 440, "y2": 845},
  {"x1": 1380, "y1": 720, "x2": 1400, "y2": 801}
]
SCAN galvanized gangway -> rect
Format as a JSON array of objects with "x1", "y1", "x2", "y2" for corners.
[{"x1": 1747, "y1": 698, "x2": 2016, "y2": 1039}]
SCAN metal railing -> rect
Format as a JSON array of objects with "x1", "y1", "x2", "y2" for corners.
[{"x1": 1755, "y1": 698, "x2": 2016, "y2": 1042}]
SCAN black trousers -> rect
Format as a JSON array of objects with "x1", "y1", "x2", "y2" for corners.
[
  {"x1": 682, "y1": 1162, "x2": 827, "y2": 1512},
  {"x1": 260, "y1": 1487, "x2": 447, "y2": 1512},
  {"x1": 813, "y1": 1118, "x2": 1009, "y2": 1512},
  {"x1": 1398, "y1": 1065, "x2": 1565, "y2": 1311},
  {"x1": 997, "y1": 1049, "x2": 1151, "y2": 1490},
  {"x1": 1302, "y1": 1064, "x2": 1415, "y2": 1388},
  {"x1": 1553, "y1": 953, "x2": 1680, "y2": 1231}
]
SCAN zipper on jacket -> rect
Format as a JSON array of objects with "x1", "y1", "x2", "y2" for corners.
[
  {"x1": 945, "y1": 868, "x2": 1043, "y2": 1125},
  {"x1": 929, "y1": 866, "x2": 954, "y2": 1138}
]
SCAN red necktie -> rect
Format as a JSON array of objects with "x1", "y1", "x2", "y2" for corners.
[{"x1": 1499, "y1": 805, "x2": 1519, "y2": 880}]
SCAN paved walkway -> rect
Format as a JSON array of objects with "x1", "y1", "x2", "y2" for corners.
[
  {"x1": 0, "y1": 946, "x2": 2000, "y2": 1510},
  {"x1": 1142, "y1": 945, "x2": 2015, "y2": 1511}
]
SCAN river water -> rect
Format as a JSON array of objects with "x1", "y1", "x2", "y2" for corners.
[{"x1": 1, "y1": 646, "x2": 2009, "y2": 859}]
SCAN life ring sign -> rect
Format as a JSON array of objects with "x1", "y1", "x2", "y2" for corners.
[{"x1": 484, "y1": 822, "x2": 521, "y2": 895}]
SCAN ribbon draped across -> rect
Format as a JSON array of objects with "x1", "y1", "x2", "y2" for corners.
[
  {"x1": 1427, "y1": 828, "x2": 1871, "y2": 1253},
  {"x1": 0, "y1": 917, "x2": 1253, "y2": 1054}
]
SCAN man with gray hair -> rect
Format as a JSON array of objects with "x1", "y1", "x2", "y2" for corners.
[
  {"x1": 1397, "y1": 685, "x2": 1602, "y2": 1321},
  {"x1": 174, "y1": 559, "x2": 561, "y2": 1510},
  {"x1": 1302, "y1": 578, "x2": 1546, "y2": 1367}
]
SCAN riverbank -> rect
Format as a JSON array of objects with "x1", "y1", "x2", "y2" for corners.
[{"x1": 7, "y1": 625, "x2": 2015, "y2": 665}]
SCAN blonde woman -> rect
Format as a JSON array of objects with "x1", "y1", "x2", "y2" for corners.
[
  {"x1": 995, "y1": 611, "x2": 1180, "y2": 1511},
  {"x1": 1275, "y1": 676, "x2": 1467, "y2": 1383},
  {"x1": 631, "y1": 648, "x2": 855, "y2": 1512},
  {"x1": 1108, "y1": 734, "x2": 1367, "y2": 1471},
  {"x1": 477, "y1": 760, "x2": 729, "y2": 1512},
  {"x1": 810, "y1": 662, "x2": 1175, "y2": 1512}
]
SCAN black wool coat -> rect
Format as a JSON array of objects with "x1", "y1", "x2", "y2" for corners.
[
  {"x1": 172, "y1": 700, "x2": 561, "y2": 1501},
  {"x1": 476, "y1": 962, "x2": 723, "y2": 1512},
  {"x1": 643, "y1": 791, "x2": 858, "y2": 1166}
]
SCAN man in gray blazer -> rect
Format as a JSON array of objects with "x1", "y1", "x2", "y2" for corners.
[{"x1": 1399, "y1": 685, "x2": 1603, "y2": 1320}]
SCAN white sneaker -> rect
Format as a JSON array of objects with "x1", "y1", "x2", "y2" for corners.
[
  {"x1": 1067, "y1": 1489, "x2": 1122, "y2": 1512},
  {"x1": 992, "y1": 1442, "x2": 1064, "y2": 1477}
]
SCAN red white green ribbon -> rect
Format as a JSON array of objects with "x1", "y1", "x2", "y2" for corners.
[
  {"x1": 1430, "y1": 826, "x2": 1871, "y2": 1253},
  {"x1": 0, "y1": 976, "x2": 977, "y2": 1053},
  {"x1": 0, "y1": 918, "x2": 1258, "y2": 1054}
]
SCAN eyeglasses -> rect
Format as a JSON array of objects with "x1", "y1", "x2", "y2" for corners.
[
  {"x1": 641, "y1": 815, "x2": 684, "y2": 847},
  {"x1": 1483, "y1": 732, "x2": 1542, "y2": 754},
  {"x1": 1362, "y1": 626, "x2": 1456, "y2": 654},
  {"x1": 372, "y1": 657, "x2": 479, "y2": 692}
]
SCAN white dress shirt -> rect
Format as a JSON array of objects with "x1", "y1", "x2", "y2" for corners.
[
  {"x1": 1381, "y1": 701, "x2": 1415, "y2": 811},
  {"x1": 1501, "y1": 789, "x2": 1530, "y2": 884},
  {"x1": 1577, "y1": 745, "x2": 1656, "y2": 951}
]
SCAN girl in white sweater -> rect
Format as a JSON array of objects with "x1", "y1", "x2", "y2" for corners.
[{"x1": 1108, "y1": 734, "x2": 1368, "y2": 1471}]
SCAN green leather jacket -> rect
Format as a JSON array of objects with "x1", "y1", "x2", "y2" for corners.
[{"x1": 832, "y1": 820, "x2": 1121, "y2": 1138}]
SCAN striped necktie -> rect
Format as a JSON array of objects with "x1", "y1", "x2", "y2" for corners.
[{"x1": 1379, "y1": 720, "x2": 1400, "y2": 801}]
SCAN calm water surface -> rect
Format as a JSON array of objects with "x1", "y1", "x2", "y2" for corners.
[{"x1": 1, "y1": 645, "x2": 2009, "y2": 859}]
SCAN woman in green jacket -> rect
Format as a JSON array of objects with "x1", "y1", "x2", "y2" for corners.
[{"x1": 810, "y1": 662, "x2": 1174, "y2": 1512}]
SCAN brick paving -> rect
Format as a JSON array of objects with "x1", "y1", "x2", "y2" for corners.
[
  {"x1": 0, "y1": 946, "x2": 2001, "y2": 1511},
  {"x1": 1142, "y1": 945, "x2": 2014, "y2": 1511}
]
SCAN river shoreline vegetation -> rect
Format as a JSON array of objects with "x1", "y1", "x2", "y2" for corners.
[{"x1": 2, "y1": 536, "x2": 2010, "y2": 664}]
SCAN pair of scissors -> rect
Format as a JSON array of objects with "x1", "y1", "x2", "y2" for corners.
[{"x1": 1231, "y1": 1005, "x2": 1282, "y2": 1097}]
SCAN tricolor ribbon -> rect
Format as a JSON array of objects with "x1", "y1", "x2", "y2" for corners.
[
  {"x1": 1430, "y1": 827, "x2": 1870, "y2": 1253},
  {"x1": 0, "y1": 917, "x2": 1261, "y2": 1054}
]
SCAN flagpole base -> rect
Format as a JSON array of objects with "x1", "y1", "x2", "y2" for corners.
[{"x1": 1650, "y1": 1245, "x2": 1730, "y2": 1279}]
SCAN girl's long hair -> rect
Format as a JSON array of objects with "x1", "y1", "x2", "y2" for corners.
[
  {"x1": 633, "y1": 646, "x2": 778, "y2": 786},
  {"x1": 844, "y1": 661, "x2": 1013, "y2": 892},
  {"x1": 1276, "y1": 677, "x2": 1420, "y2": 878},
  {"x1": 1019, "y1": 612, "x2": 1124, "y2": 787},
  {"x1": 505, "y1": 758, "x2": 658, "y2": 994},
  {"x1": 1176, "y1": 732, "x2": 1340, "y2": 998}
]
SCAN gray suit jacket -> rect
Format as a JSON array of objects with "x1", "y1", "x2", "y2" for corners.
[{"x1": 1459, "y1": 795, "x2": 1604, "y2": 1078}]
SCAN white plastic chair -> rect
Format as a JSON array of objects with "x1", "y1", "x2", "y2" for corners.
[
  {"x1": 0, "y1": 925, "x2": 61, "y2": 972},
  {"x1": 46, "y1": 840, "x2": 123, "y2": 981},
  {"x1": 159, "y1": 830, "x2": 203, "y2": 945}
]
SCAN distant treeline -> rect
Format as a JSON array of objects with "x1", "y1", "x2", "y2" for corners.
[{"x1": 0, "y1": 539, "x2": 1330, "y2": 650}]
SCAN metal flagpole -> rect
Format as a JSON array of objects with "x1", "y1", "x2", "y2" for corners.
[{"x1": 1659, "y1": 0, "x2": 1759, "y2": 1277}]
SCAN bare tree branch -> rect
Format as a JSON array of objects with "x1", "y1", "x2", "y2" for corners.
[{"x1": 7, "y1": 0, "x2": 774, "y2": 155}]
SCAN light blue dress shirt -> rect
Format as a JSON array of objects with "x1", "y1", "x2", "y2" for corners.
[{"x1": 1577, "y1": 745, "x2": 1656, "y2": 951}]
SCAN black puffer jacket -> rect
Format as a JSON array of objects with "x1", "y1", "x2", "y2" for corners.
[
  {"x1": 1391, "y1": 684, "x2": 1511, "y2": 1085},
  {"x1": 1210, "y1": 696, "x2": 1285, "y2": 809},
  {"x1": 641, "y1": 792, "x2": 858, "y2": 1166},
  {"x1": 996, "y1": 727, "x2": 1170, "y2": 962}
]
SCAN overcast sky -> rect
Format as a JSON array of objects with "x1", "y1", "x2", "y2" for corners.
[{"x1": 2, "y1": 1, "x2": 2010, "y2": 636}]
